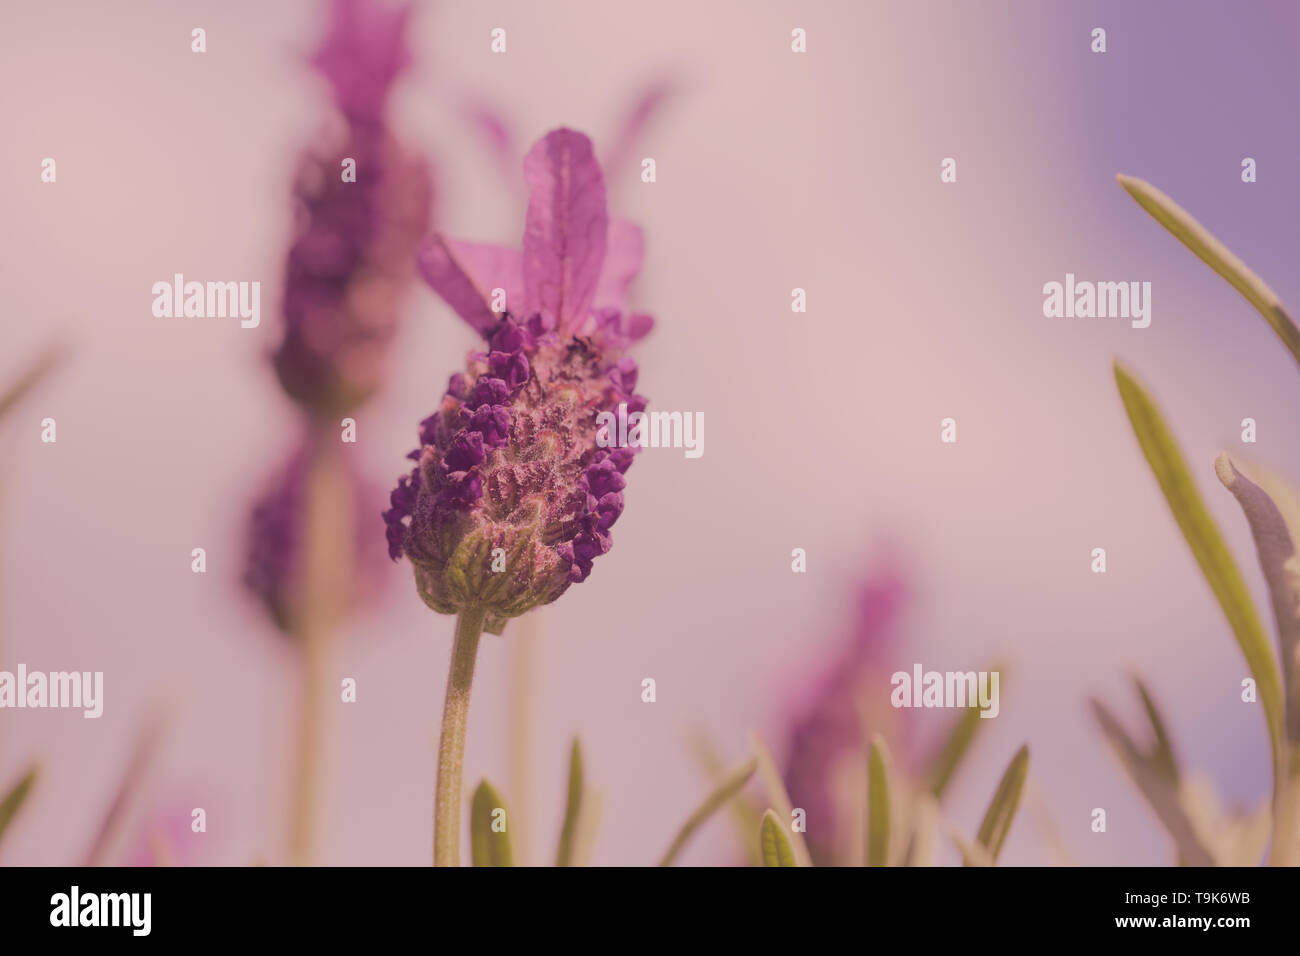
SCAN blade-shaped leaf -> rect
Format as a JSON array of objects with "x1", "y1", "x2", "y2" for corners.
[
  {"x1": 470, "y1": 780, "x2": 513, "y2": 867},
  {"x1": 1215, "y1": 453, "x2": 1300, "y2": 748},
  {"x1": 749, "y1": 731, "x2": 813, "y2": 867},
  {"x1": 1132, "y1": 676, "x2": 1179, "y2": 782},
  {"x1": 554, "y1": 737, "x2": 584, "y2": 867},
  {"x1": 658, "y1": 756, "x2": 757, "y2": 867},
  {"x1": 952, "y1": 828, "x2": 994, "y2": 867},
  {"x1": 0, "y1": 765, "x2": 38, "y2": 847},
  {"x1": 970, "y1": 745, "x2": 1028, "y2": 865},
  {"x1": 1091, "y1": 698, "x2": 1215, "y2": 866},
  {"x1": 1114, "y1": 361, "x2": 1286, "y2": 774},
  {"x1": 867, "y1": 735, "x2": 891, "y2": 867},
  {"x1": 572, "y1": 788, "x2": 602, "y2": 868},
  {"x1": 1117, "y1": 174, "x2": 1300, "y2": 370},
  {"x1": 689, "y1": 730, "x2": 763, "y2": 866},
  {"x1": 901, "y1": 793, "x2": 940, "y2": 867},
  {"x1": 924, "y1": 698, "x2": 984, "y2": 799},
  {"x1": 0, "y1": 342, "x2": 67, "y2": 424},
  {"x1": 759, "y1": 809, "x2": 799, "y2": 867}
]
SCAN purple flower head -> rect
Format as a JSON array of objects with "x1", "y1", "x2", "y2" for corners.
[
  {"x1": 272, "y1": 0, "x2": 432, "y2": 418},
  {"x1": 781, "y1": 567, "x2": 908, "y2": 865},
  {"x1": 246, "y1": 438, "x2": 389, "y2": 635},
  {"x1": 385, "y1": 128, "x2": 654, "y2": 632},
  {"x1": 310, "y1": 0, "x2": 414, "y2": 125}
]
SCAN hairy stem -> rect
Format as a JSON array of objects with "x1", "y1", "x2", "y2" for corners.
[{"x1": 434, "y1": 607, "x2": 487, "y2": 866}]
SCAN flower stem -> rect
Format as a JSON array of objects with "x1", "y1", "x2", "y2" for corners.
[
  {"x1": 434, "y1": 607, "x2": 487, "y2": 866},
  {"x1": 288, "y1": 427, "x2": 350, "y2": 866}
]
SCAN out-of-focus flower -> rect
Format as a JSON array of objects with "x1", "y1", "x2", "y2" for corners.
[
  {"x1": 384, "y1": 128, "x2": 653, "y2": 633},
  {"x1": 272, "y1": 0, "x2": 433, "y2": 419},
  {"x1": 248, "y1": 0, "x2": 429, "y2": 633},
  {"x1": 309, "y1": 0, "x2": 414, "y2": 125},
  {"x1": 780, "y1": 569, "x2": 908, "y2": 865},
  {"x1": 244, "y1": 439, "x2": 388, "y2": 634}
]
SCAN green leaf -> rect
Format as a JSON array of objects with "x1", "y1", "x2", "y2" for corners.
[
  {"x1": 1114, "y1": 361, "x2": 1286, "y2": 776},
  {"x1": 689, "y1": 730, "x2": 763, "y2": 866},
  {"x1": 951, "y1": 828, "x2": 994, "y2": 867},
  {"x1": 970, "y1": 745, "x2": 1028, "y2": 865},
  {"x1": 658, "y1": 756, "x2": 757, "y2": 867},
  {"x1": 759, "y1": 809, "x2": 799, "y2": 867},
  {"x1": 1215, "y1": 453, "x2": 1300, "y2": 752},
  {"x1": 923, "y1": 694, "x2": 985, "y2": 798},
  {"x1": 1117, "y1": 174, "x2": 1300, "y2": 371},
  {"x1": 867, "y1": 735, "x2": 891, "y2": 867},
  {"x1": 470, "y1": 779, "x2": 513, "y2": 867},
  {"x1": 1091, "y1": 697, "x2": 1215, "y2": 866},
  {"x1": 1132, "y1": 676, "x2": 1179, "y2": 782},
  {"x1": 554, "y1": 737, "x2": 584, "y2": 867},
  {"x1": 0, "y1": 765, "x2": 38, "y2": 847},
  {"x1": 748, "y1": 731, "x2": 813, "y2": 866},
  {"x1": 0, "y1": 342, "x2": 66, "y2": 425}
]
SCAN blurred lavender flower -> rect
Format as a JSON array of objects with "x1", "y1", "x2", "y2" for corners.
[
  {"x1": 781, "y1": 569, "x2": 908, "y2": 864},
  {"x1": 243, "y1": 0, "x2": 433, "y2": 865},
  {"x1": 385, "y1": 127, "x2": 653, "y2": 633},
  {"x1": 272, "y1": 0, "x2": 433, "y2": 419},
  {"x1": 248, "y1": 0, "x2": 431, "y2": 633},
  {"x1": 245, "y1": 439, "x2": 388, "y2": 634}
]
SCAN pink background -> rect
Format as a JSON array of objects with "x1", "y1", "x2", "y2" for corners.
[{"x1": 3, "y1": 0, "x2": 1299, "y2": 865}]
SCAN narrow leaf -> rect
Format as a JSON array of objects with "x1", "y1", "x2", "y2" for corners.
[
  {"x1": 951, "y1": 828, "x2": 994, "y2": 867},
  {"x1": 971, "y1": 745, "x2": 1028, "y2": 864},
  {"x1": 1114, "y1": 361, "x2": 1286, "y2": 773},
  {"x1": 572, "y1": 788, "x2": 602, "y2": 867},
  {"x1": 554, "y1": 737, "x2": 584, "y2": 867},
  {"x1": 867, "y1": 735, "x2": 891, "y2": 867},
  {"x1": 1132, "y1": 676, "x2": 1179, "y2": 781},
  {"x1": 470, "y1": 780, "x2": 513, "y2": 867},
  {"x1": 748, "y1": 731, "x2": 813, "y2": 867},
  {"x1": 0, "y1": 765, "x2": 38, "y2": 847},
  {"x1": 759, "y1": 809, "x2": 799, "y2": 867},
  {"x1": 924, "y1": 699, "x2": 983, "y2": 798},
  {"x1": 658, "y1": 756, "x2": 757, "y2": 867},
  {"x1": 1091, "y1": 698, "x2": 1215, "y2": 866},
  {"x1": 0, "y1": 342, "x2": 67, "y2": 423},
  {"x1": 689, "y1": 731, "x2": 763, "y2": 866},
  {"x1": 1215, "y1": 453, "x2": 1300, "y2": 747},
  {"x1": 1118, "y1": 174, "x2": 1300, "y2": 371},
  {"x1": 83, "y1": 707, "x2": 167, "y2": 866},
  {"x1": 901, "y1": 793, "x2": 940, "y2": 867}
]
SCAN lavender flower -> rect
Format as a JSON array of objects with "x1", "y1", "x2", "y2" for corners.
[
  {"x1": 384, "y1": 128, "x2": 653, "y2": 633},
  {"x1": 244, "y1": 440, "x2": 388, "y2": 634},
  {"x1": 272, "y1": 0, "x2": 432, "y2": 419},
  {"x1": 781, "y1": 570, "x2": 908, "y2": 864},
  {"x1": 245, "y1": 0, "x2": 431, "y2": 865}
]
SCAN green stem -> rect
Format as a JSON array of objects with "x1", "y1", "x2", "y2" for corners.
[
  {"x1": 434, "y1": 608, "x2": 487, "y2": 866},
  {"x1": 288, "y1": 425, "x2": 348, "y2": 866}
]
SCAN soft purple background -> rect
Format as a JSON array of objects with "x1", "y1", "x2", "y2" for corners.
[{"x1": 3, "y1": 0, "x2": 1300, "y2": 865}]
